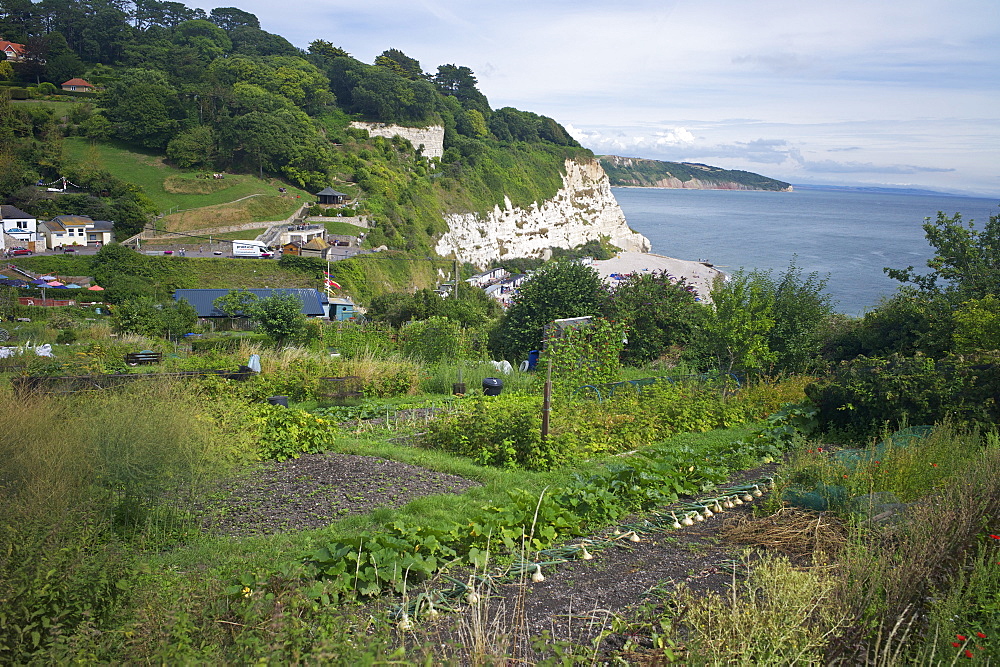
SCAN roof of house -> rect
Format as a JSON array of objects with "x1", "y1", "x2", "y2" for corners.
[
  {"x1": 316, "y1": 187, "x2": 348, "y2": 197},
  {"x1": 47, "y1": 214, "x2": 94, "y2": 231},
  {"x1": 61, "y1": 78, "x2": 93, "y2": 88},
  {"x1": 173, "y1": 288, "x2": 326, "y2": 317},
  {"x1": 0, "y1": 205, "x2": 33, "y2": 220},
  {"x1": 0, "y1": 41, "x2": 25, "y2": 56},
  {"x1": 301, "y1": 237, "x2": 329, "y2": 250}
]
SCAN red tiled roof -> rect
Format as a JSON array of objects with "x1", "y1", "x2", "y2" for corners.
[
  {"x1": 0, "y1": 40, "x2": 25, "y2": 56},
  {"x1": 61, "y1": 78, "x2": 93, "y2": 88}
]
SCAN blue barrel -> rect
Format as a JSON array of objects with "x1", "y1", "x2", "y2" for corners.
[
  {"x1": 482, "y1": 377, "x2": 503, "y2": 396},
  {"x1": 527, "y1": 350, "x2": 540, "y2": 370}
]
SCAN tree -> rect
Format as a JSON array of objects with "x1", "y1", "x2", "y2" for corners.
[
  {"x1": 433, "y1": 64, "x2": 490, "y2": 115},
  {"x1": 41, "y1": 31, "x2": 83, "y2": 85},
  {"x1": 489, "y1": 260, "x2": 607, "y2": 361},
  {"x1": 166, "y1": 125, "x2": 216, "y2": 169},
  {"x1": 764, "y1": 259, "x2": 834, "y2": 372},
  {"x1": 602, "y1": 270, "x2": 706, "y2": 364},
  {"x1": 111, "y1": 297, "x2": 196, "y2": 337},
  {"x1": 885, "y1": 210, "x2": 1000, "y2": 300},
  {"x1": 248, "y1": 293, "x2": 306, "y2": 344},
  {"x1": 212, "y1": 289, "x2": 258, "y2": 317},
  {"x1": 208, "y1": 7, "x2": 260, "y2": 31},
  {"x1": 99, "y1": 68, "x2": 181, "y2": 148},
  {"x1": 375, "y1": 49, "x2": 424, "y2": 80},
  {"x1": 697, "y1": 271, "x2": 776, "y2": 374},
  {"x1": 308, "y1": 39, "x2": 350, "y2": 59}
]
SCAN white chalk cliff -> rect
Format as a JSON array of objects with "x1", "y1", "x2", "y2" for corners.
[
  {"x1": 436, "y1": 158, "x2": 650, "y2": 267},
  {"x1": 348, "y1": 122, "x2": 445, "y2": 159}
]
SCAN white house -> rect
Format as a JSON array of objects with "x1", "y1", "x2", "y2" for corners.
[
  {"x1": 0, "y1": 205, "x2": 39, "y2": 251},
  {"x1": 40, "y1": 214, "x2": 114, "y2": 248},
  {"x1": 466, "y1": 267, "x2": 510, "y2": 288}
]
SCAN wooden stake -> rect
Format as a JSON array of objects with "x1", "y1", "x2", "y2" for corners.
[{"x1": 541, "y1": 358, "x2": 552, "y2": 439}]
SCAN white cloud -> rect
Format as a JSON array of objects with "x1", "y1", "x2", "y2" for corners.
[{"x1": 183, "y1": 0, "x2": 1000, "y2": 195}]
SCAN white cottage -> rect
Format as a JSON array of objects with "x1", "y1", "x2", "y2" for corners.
[
  {"x1": 40, "y1": 214, "x2": 114, "y2": 248},
  {"x1": 0, "y1": 205, "x2": 39, "y2": 251}
]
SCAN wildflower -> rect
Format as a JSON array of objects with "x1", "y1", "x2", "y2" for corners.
[
  {"x1": 241, "y1": 586, "x2": 252, "y2": 598},
  {"x1": 843, "y1": 474, "x2": 848, "y2": 478},
  {"x1": 957, "y1": 634, "x2": 968, "y2": 641},
  {"x1": 932, "y1": 463, "x2": 938, "y2": 467},
  {"x1": 977, "y1": 632, "x2": 987, "y2": 639},
  {"x1": 965, "y1": 649, "x2": 974, "y2": 659},
  {"x1": 989, "y1": 535, "x2": 1000, "y2": 540},
  {"x1": 874, "y1": 460, "x2": 880, "y2": 464},
  {"x1": 953, "y1": 642, "x2": 962, "y2": 648},
  {"x1": 817, "y1": 447, "x2": 824, "y2": 452}
]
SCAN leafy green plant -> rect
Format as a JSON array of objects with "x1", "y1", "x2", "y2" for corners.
[
  {"x1": 544, "y1": 317, "x2": 625, "y2": 394},
  {"x1": 420, "y1": 395, "x2": 565, "y2": 470},
  {"x1": 257, "y1": 406, "x2": 335, "y2": 461}
]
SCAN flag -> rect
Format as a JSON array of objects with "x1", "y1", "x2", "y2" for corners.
[{"x1": 325, "y1": 279, "x2": 341, "y2": 289}]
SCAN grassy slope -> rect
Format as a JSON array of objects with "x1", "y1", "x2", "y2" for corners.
[
  {"x1": 11, "y1": 252, "x2": 443, "y2": 295},
  {"x1": 62, "y1": 137, "x2": 312, "y2": 222}
]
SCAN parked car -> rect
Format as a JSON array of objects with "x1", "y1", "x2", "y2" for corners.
[
  {"x1": 8, "y1": 247, "x2": 31, "y2": 256},
  {"x1": 62, "y1": 246, "x2": 76, "y2": 253}
]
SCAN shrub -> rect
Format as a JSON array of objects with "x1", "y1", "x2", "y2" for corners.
[
  {"x1": 420, "y1": 395, "x2": 568, "y2": 469},
  {"x1": 805, "y1": 353, "x2": 1000, "y2": 439}
]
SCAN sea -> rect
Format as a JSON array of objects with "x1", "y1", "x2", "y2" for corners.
[{"x1": 612, "y1": 186, "x2": 1000, "y2": 316}]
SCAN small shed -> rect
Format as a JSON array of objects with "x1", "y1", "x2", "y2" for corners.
[
  {"x1": 299, "y1": 237, "x2": 329, "y2": 258},
  {"x1": 329, "y1": 297, "x2": 356, "y2": 321},
  {"x1": 281, "y1": 241, "x2": 302, "y2": 256},
  {"x1": 316, "y1": 187, "x2": 349, "y2": 206}
]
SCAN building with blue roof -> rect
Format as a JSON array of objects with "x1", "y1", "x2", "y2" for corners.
[{"x1": 173, "y1": 288, "x2": 328, "y2": 318}]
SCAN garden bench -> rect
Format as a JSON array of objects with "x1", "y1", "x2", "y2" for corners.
[{"x1": 124, "y1": 351, "x2": 162, "y2": 366}]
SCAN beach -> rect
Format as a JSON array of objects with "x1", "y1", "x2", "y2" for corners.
[{"x1": 590, "y1": 251, "x2": 723, "y2": 302}]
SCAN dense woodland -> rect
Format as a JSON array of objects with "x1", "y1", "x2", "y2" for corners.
[{"x1": 0, "y1": 0, "x2": 585, "y2": 247}]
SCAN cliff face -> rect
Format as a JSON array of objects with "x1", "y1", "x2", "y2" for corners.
[
  {"x1": 435, "y1": 158, "x2": 650, "y2": 267},
  {"x1": 619, "y1": 176, "x2": 793, "y2": 191},
  {"x1": 348, "y1": 122, "x2": 445, "y2": 159}
]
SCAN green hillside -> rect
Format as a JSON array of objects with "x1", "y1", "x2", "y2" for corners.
[
  {"x1": 599, "y1": 155, "x2": 791, "y2": 191},
  {"x1": 62, "y1": 137, "x2": 313, "y2": 214}
]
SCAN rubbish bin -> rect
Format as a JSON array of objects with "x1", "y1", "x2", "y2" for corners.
[
  {"x1": 267, "y1": 395, "x2": 289, "y2": 407},
  {"x1": 527, "y1": 350, "x2": 540, "y2": 370},
  {"x1": 482, "y1": 377, "x2": 503, "y2": 396}
]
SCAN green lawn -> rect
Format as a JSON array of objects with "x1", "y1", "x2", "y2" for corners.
[
  {"x1": 322, "y1": 220, "x2": 366, "y2": 236},
  {"x1": 12, "y1": 98, "x2": 83, "y2": 116},
  {"x1": 62, "y1": 137, "x2": 313, "y2": 214}
]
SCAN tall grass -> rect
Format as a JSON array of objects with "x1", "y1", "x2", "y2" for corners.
[{"x1": 0, "y1": 380, "x2": 256, "y2": 661}]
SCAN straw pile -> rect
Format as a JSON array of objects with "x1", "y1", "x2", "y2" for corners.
[{"x1": 720, "y1": 508, "x2": 848, "y2": 559}]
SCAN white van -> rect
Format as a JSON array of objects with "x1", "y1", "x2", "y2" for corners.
[{"x1": 232, "y1": 240, "x2": 273, "y2": 258}]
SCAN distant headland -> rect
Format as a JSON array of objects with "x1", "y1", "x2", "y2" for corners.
[{"x1": 599, "y1": 155, "x2": 792, "y2": 192}]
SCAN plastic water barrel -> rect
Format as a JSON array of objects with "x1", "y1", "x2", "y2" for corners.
[
  {"x1": 482, "y1": 377, "x2": 503, "y2": 396},
  {"x1": 527, "y1": 350, "x2": 540, "y2": 370}
]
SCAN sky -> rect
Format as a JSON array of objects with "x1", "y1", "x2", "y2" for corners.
[{"x1": 189, "y1": 0, "x2": 1000, "y2": 196}]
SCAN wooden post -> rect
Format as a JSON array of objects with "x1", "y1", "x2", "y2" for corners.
[{"x1": 541, "y1": 358, "x2": 552, "y2": 439}]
